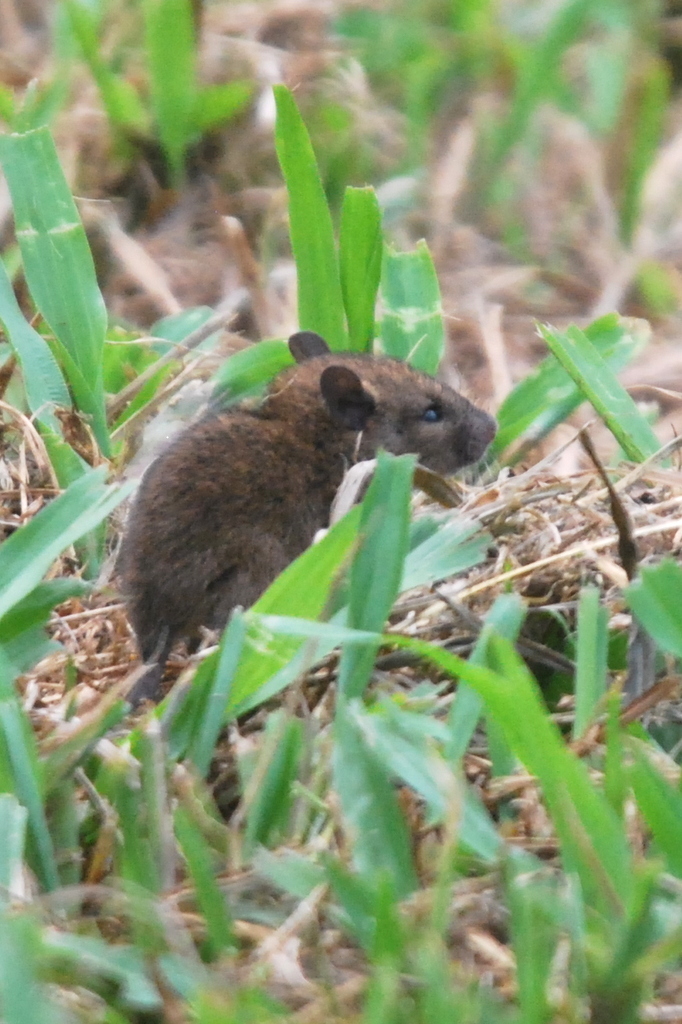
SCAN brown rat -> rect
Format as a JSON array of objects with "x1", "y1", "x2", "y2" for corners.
[{"x1": 120, "y1": 331, "x2": 496, "y2": 703}]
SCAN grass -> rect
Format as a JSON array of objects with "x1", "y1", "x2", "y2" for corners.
[{"x1": 0, "y1": 2, "x2": 681, "y2": 1020}]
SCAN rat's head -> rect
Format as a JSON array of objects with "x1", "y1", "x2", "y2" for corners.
[{"x1": 276, "y1": 331, "x2": 496, "y2": 475}]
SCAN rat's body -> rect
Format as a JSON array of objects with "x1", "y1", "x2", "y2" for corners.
[{"x1": 120, "y1": 332, "x2": 496, "y2": 702}]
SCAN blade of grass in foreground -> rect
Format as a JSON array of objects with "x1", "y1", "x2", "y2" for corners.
[
  {"x1": 339, "y1": 186, "x2": 382, "y2": 351},
  {"x1": 0, "y1": 467, "x2": 133, "y2": 619},
  {"x1": 0, "y1": 259, "x2": 69, "y2": 431},
  {"x1": 539, "y1": 322, "x2": 660, "y2": 462},
  {"x1": 0, "y1": 127, "x2": 110, "y2": 454},
  {"x1": 0, "y1": 654, "x2": 58, "y2": 891},
  {"x1": 625, "y1": 559, "x2": 682, "y2": 658},
  {"x1": 573, "y1": 586, "x2": 609, "y2": 739},
  {"x1": 387, "y1": 632, "x2": 633, "y2": 919},
  {"x1": 338, "y1": 452, "x2": 415, "y2": 699},
  {"x1": 274, "y1": 85, "x2": 347, "y2": 350}
]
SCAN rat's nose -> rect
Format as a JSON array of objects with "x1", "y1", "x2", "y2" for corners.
[{"x1": 465, "y1": 410, "x2": 497, "y2": 463}]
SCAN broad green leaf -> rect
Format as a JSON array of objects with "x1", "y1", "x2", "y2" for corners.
[
  {"x1": 339, "y1": 186, "x2": 382, "y2": 351},
  {"x1": 274, "y1": 85, "x2": 347, "y2": 349},
  {"x1": 0, "y1": 467, "x2": 133, "y2": 620},
  {"x1": 625, "y1": 559, "x2": 682, "y2": 658},
  {"x1": 0, "y1": 259, "x2": 69, "y2": 431},
  {"x1": 540, "y1": 322, "x2": 660, "y2": 462},
  {"x1": 380, "y1": 241, "x2": 445, "y2": 374},
  {"x1": 0, "y1": 127, "x2": 110, "y2": 453}
]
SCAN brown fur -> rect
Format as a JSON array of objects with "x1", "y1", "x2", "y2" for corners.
[{"x1": 120, "y1": 332, "x2": 496, "y2": 702}]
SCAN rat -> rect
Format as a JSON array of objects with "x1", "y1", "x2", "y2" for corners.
[{"x1": 119, "y1": 330, "x2": 496, "y2": 703}]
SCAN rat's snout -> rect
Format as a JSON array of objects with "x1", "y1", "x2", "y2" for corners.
[{"x1": 464, "y1": 408, "x2": 497, "y2": 464}]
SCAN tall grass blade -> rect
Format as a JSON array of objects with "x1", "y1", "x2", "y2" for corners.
[
  {"x1": 387, "y1": 633, "x2": 633, "y2": 917},
  {"x1": 0, "y1": 467, "x2": 133, "y2": 619},
  {"x1": 338, "y1": 452, "x2": 415, "y2": 699},
  {"x1": 274, "y1": 85, "x2": 347, "y2": 349},
  {"x1": 0, "y1": 795, "x2": 26, "y2": 908},
  {"x1": 0, "y1": 127, "x2": 110, "y2": 453},
  {"x1": 339, "y1": 186, "x2": 382, "y2": 351},
  {"x1": 625, "y1": 559, "x2": 682, "y2": 657},
  {"x1": 143, "y1": 0, "x2": 196, "y2": 186},
  {"x1": 573, "y1": 586, "x2": 609, "y2": 739},
  {"x1": 620, "y1": 60, "x2": 668, "y2": 244},
  {"x1": 333, "y1": 699, "x2": 417, "y2": 898},
  {"x1": 0, "y1": 260, "x2": 69, "y2": 431}
]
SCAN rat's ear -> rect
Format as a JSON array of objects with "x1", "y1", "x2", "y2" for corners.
[
  {"x1": 288, "y1": 331, "x2": 330, "y2": 362},
  {"x1": 320, "y1": 366, "x2": 376, "y2": 430}
]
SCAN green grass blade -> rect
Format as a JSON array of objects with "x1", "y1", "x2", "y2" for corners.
[
  {"x1": 0, "y1": 915, "x2": 60, "y2": 1024},
  {"x1": 0, "y1": 677, "x2": 58, "y2": 891},
  {"x1": 380, "y1": 241, "x2": 445, "y2": 374},
  {"x1": 573, "y1": 586, "x2": 609, "y2": 739},
  {"x1": 191, "y1": 81, "x2": 253, "y2": 135},
  {"x1": 506, "y1": 861, "x2": 559, "y2": 1024},
  {"x1": 211, "y1": 339, "x2": 294, "y2": 405},
  {"x1": 619, "y1": 59, "x2": 668, "y2": 244},
  {"x1": 492, "y1": 315, "x2": 648, "y2": 458},
  {"x1": 0, "y1": 260, "x2": 69, "y2": 431},
  {"x1": 625, "y1": 559, "x2": 682, "y2": 658},
  {"x1": 0, "y1": 467, "x2": 133, "y2": 619},
  {"x1": 446, "y1": 593, "x2": 525, "y2": 763},
  {"x1": 0, "y1": 795, "x2": 26, "y2": 908},
  {"x1": 185, "y1": 613, "x2": 247, "y2": 778},
  {"x1": 143, "y1": 0, "x2": 197, "y2": 186},
  {"x1": 339, "y1": 186, "x2": 382, "y2": 351},
  {"x1": 274, "y1": 85, "x2": 347, "y2": 349},
  {"x1": 65, "y1": 0, "x2": 147, "y2": 132},
  {"x1": 539, "y1": 322, "x2": 660, "y2": 462},
  {"x1": 333, "y1": 699, "x2": 418, "y2": 898},
  {"x1": 630, "y1": 746, "x2": 682, "y2": 879},
  {"x1": 175, "y1": 806, "x2": 234, "y2": 958},
  {"x1": 338, "y1": 452, "x2": 415, "y2": 699},
  {"x1": 401, "y1": 515, "x2": 490, "y2": 593},
  {"x1": 388, "y1": 633, "x2": 633, "y2": 917},
  {"x1": 483, "y1": 0, "x2": 591, "y2": 190},
  {"x1": 242, "y1": 713, "x2": 303, "y2": 855},
  {"x1": 0, "y1": 127, "x2": 110, "y2": 453}
]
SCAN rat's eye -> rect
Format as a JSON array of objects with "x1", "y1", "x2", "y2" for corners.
[{"x1": 421, "y1": 404, "x2": 442, "y2": 423}]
